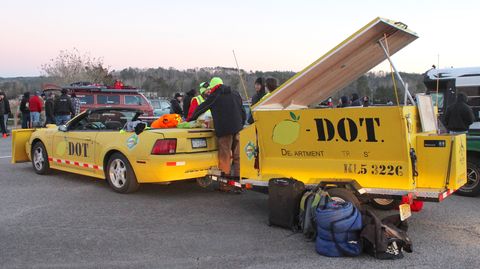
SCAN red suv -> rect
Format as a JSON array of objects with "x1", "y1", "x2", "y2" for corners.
[{"x1": 44, "y1": 83, "x2": 154, "y2": 117}]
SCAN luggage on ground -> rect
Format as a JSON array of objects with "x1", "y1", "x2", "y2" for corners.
[
  {"x1": 268, "y1": 178, "x2": 305, "y2": 231},
  {"x1": 360, "y1": 209, "x2": 412, "y2": 260},
  {"x1": 315, "y1": 198, "x2": 362, "y2": 257}
]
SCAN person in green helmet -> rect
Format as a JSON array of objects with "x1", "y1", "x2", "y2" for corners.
[
  {"x1": 188, "y1": 77, "x2": 246, "y2": 179},
  {"x1": 187, "y1": 82, "x2": 210, "y2": 119}
]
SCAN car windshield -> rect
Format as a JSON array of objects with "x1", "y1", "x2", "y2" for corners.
[
  {"x1": 150, "y1": 100, "x2": 160, "y2": 109},
  {"x1": 97, "y1": 95, "x2": 120, "y2": 105},
  {"x1": 70, "y1": 110, "x2": 138, "y2": 131}
]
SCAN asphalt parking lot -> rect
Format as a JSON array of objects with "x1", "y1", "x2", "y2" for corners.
[{"x1": 1, "y1": 136, "x2": 480, "y2": 269}]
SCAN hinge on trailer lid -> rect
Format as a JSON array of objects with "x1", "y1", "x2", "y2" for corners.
[{"x1": 394, "y1": 21, "x2": 408, "y2": 29}]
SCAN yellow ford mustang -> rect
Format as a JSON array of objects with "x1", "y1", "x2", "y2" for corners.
[{"x1": 12, "y1": 108, "x2": 218, "y2": 193}]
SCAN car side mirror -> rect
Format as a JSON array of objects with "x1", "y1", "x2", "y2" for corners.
[{"x1": 58, "y1": 125, "x2": 68, "y2": 132}]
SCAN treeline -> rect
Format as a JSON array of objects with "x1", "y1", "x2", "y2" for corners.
[{"x1": 0, "y1": 67, "x2": 427, "y2": 104}]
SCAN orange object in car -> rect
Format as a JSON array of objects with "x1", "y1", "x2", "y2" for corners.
[{"x1": 151, "y1": 114, "x2": 182, "y2": 128}]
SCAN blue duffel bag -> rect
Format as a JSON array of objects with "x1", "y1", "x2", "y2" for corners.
[{"x1": 315, "y1": 200, "x2": 362, "y2": 257}]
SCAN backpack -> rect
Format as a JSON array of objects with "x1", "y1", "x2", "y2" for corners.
[
  {"x1": 360, "y1": 209, "x2": 413, "y2": 260},
  {"x1": 299, "y1": 187, "x2": 329, "y2": 241}
]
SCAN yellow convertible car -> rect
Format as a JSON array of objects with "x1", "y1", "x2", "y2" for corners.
[{"x1": 12, "y1": 108, "x2": 218, "y2": 193}]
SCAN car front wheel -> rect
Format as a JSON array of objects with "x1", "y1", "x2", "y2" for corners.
[
  {"x1": 106, "y1": 153, "x2": 139, "y2": 193},
  {"x1": 32, "y1": 141, "x2": 51, "y2": 175},
  {"x1": 457, "y1": 158, "x2": 480, "y2": 197}
]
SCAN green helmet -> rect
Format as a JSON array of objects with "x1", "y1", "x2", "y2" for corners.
[{"x1": 208, "y1": 77, "x2": 223, "y2": 89}]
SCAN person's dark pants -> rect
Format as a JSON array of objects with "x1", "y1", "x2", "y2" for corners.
[
  {"x1": 217, "y1": 133, "x2": 240, "y2": 177},
  {"x1": 21, "y1": 112, "x2": 30, "y2": 129},
  {"x1": 0, "y1": 115, "x2": 6, "y2": 135},
  {"x1": 3, "y1": 114, "x2": 8, "y2": 133}
]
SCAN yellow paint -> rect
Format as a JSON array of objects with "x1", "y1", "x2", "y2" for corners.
[
  {"x1": 416, "y1": 134, "x2": 467, "y2": 190},
  {"x1": 12, "y1": 126, "x2": 218, "y2": 183},
  {"x1": 240, "y1": 106, "x2": 467, "y2": 195},
  {"x1": 11, "y1": 129, "x2": 35, "y2": 163}
]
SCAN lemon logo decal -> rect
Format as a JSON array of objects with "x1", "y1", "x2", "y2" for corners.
[
  {"x1": 56, "y1": 141, "x2": 67, "y2": 156},
  {"x1": 272, "y1": 112, "x2": 301, "y2": 145}
]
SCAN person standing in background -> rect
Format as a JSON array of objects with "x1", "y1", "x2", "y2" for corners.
[
  {"x1": 247, "y1": 78, "x2": 266, "y2": 124},
  {"x1": 444, "y1": 92, "x2": 475, "y2": 134},
  {"x1": 170, "y1": 92, "x2": 183, "y2": 115},
  {"x1": 20, "y1": 92, "x2": 31, "y2": 128},
  {"x1": 265, "y1": 77, "x2": 278, "y2": 97},
  {"x1": 187, "y1": 82, "x2": 210, "y2": 120},
  {"x1": 70, "y1": 92, "x2": 81, "y2": 116},
  {"x1": 54, "y1": 89, "x2": 74, "y2": 125},
  {"x1": 0, "y1": 93, "x2": 7, "y2": 138},
  {"x1": 183, "y1": 89, "x2": 197, "y2": 119},
  {"x1": 251, "y1": 77, "x2": 266, "y2": 105},
  {"x1": 362, "y1": 96, "x2": 370, "y2": 107},
  {"x1": 338, "y1": 95, "x2": 350, "y2": 108},
  {"x1": 44, "y1": 92, "x2": 55, "y2": 125},
  {"x1": 351, "y1": 93, "x2": 361, "y2": 106},
  {"x1": 29, "y1": 91, "x2": 43, "y2": 127},
  {"x1": 40, "y1": 93, "x2": 47, "y2": 126},
  {"x1": 0, "y1": 92, "x2": 11, "y2": 134}
]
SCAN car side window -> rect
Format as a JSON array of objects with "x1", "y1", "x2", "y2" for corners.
[
  {"x1": 97, "y1": 95, "x2": 120, "y2": 105},
  {"x1": 125, "y1": 95, "x2": 143, "y2": 105}
]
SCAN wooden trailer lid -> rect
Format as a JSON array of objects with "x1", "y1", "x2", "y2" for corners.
[{"x1": 254, "y1": 17, "x2": 418, "y2": 111}]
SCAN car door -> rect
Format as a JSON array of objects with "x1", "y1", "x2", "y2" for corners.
[{"x1": 51, "y1": 113, "x2": 97, "y2": 174}]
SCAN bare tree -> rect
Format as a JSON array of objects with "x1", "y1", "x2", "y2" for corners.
[{"x1": 41, "y1": 48, "x2": 113, "y2": 85}]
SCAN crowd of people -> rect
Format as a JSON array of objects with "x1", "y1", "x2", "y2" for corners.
[{"x1": 0, "y1": 89, "x2": 81, "y2": 138}]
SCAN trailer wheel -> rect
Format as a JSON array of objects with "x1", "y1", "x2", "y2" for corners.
[
  {"x1": 326, "y1": 188, "x2": 362, "y2": 210},
  {"x1": 106, "y1": 153, "x2": 139, "y2": 194},
  {"x1": 196, "y1": 177, "x2": 213, "y2": 188},
  {"x1": 370, "y1": 198, "x2": 401, "y2": 210},
  {"x1": 457, "y1": 159, "x2": 480, "y2": 197},
  {"x1": 32, "y1": 141, "x2": 51, "y2": 175}
]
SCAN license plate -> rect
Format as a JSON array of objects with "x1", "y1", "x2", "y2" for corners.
[
  {"x1": 399, "y1": 204, "x2": 412, "y2": 221},
  {"x1": 191, "y1": 138, "x2": 207, "y2": 149}
]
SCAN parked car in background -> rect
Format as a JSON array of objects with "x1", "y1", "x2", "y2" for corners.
[
  {"x1": 43, "y1": 82, "x2": 154, "y2": 117},
  {"x1": 149, "y1": 98, "x2": 171, "y2": 117}
]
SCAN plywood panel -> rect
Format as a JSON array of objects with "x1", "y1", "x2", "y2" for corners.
[{"x1": 254, "y1": 17, "x2": 418, "y2": 110}]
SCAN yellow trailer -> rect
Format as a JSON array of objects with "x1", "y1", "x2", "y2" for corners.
[{"x1": 238, "y1": 18, "x2": 466, "y2": 208}]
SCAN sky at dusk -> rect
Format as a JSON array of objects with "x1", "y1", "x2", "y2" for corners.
[{"x1": 1, "y1": 0, "x2": 479, "y2": 77}]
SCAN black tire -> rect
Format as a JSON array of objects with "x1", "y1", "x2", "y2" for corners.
[
  {"x1": 457, "y1": 158, "x2": 480, "y2": 197},
  {"x1": 326, "y1": 187, "x2": 362, "y2": 210},
  {"x1": 370, "y1": 198, "x2": 401, "y2": 210},
  {"x1": 106, "y1": 153, "x2": 139, "y2": 193},
  {"x1": 31, "y1": 141, "x2": 51, "y2": 175}
]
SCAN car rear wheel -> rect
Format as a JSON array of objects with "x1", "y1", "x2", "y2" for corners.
[
  {"x1": 326, "y1": 187, "x2": 362, "y2": 210},
  {"x1": 106, "y1": 153, "x2": 139, "y2": 193},
  {"x1": 32, "y1": 141, "x2": 51, "y2": 175},
  {"x1": 370, "y1": 198, "x2": 401, "y2": 210},
  {"x1": 457, "y1": 158, "x2": 480, "y2": 197}
]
